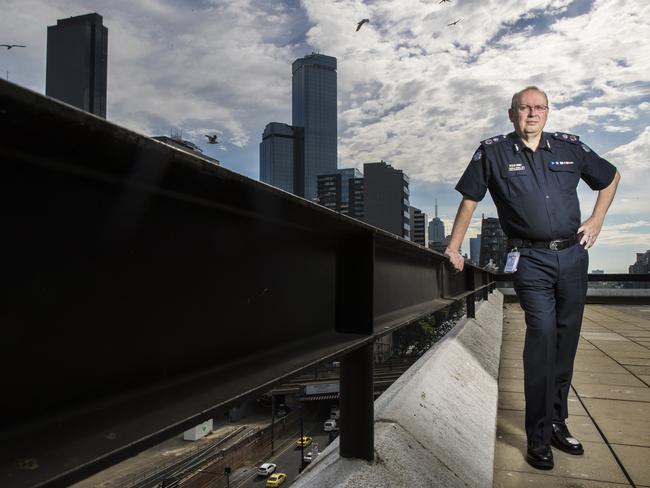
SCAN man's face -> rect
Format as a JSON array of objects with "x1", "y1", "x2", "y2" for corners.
[{"x1": 508, "y1": 89, "x2": 548, "y2": 138}]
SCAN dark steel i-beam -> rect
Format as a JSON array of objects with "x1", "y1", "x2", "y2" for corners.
[{"x1": 340, "y1": 343, "x2": 374, "y2": 461}]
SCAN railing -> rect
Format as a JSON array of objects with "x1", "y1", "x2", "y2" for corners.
[{"x1": 0, "y1": 79, "x2": 495, "y2": 488}]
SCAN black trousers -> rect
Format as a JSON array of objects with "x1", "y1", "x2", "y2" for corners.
[{"x1": 512, "y1": 243, "x2": 589, "y2": 446}]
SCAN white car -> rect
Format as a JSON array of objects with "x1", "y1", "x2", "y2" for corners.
[
  {"x1": 324, "y1": 419, "x2": 338, "y2": 432},
  {"x1": 257, "y1": 462, "x2": 277, "y2": 476},
  {"x1": 303, "y1": 451, "x2": 314, "y2": 464}
]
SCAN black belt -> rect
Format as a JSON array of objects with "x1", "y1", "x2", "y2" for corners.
[{"x1": 508, "y1": 234, "x2": 579, "y2": 251}]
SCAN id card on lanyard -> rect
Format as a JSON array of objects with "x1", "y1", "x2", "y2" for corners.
[{"x1": 504, "y1": 249, "x2": 520, "y2": 273}]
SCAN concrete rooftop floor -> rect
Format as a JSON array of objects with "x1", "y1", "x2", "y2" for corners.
[{"x1": 494, "y1": 303, "x2": 650, "y2": 487}]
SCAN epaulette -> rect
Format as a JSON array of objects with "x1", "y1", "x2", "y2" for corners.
[
  {"x1": 480, "y1": 135, "x2": 508, "y2": 147},
  {"x1": 552, "y1": 132, "x2": 580, "y2": 144}
]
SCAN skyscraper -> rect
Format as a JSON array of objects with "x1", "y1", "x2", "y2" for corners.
[
  {"x1": 292, "y1": 53, "x2": 337, "y2": 200},
  {"x1": 363, "y1": 161, "x2": 410, "y2": 239},
  {"x1": 260, "y1": 123, "x2": 304, "y2": 195},
  {"x1": 409, "y1": 207, "x2": 428, "y2": 247},
  {"x1": 46, "y1": 13, "x2": 108, "y2": 118},
  {"x1": 428, "y1": 199, "x2": 445, "y2": 244}
]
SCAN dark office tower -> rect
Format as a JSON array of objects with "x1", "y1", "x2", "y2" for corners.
[
  {"x1": 317, "y1": 168, "x2": 363, "y2": 215},
  {"x1": 428, "y1": 199, "x2": 445, "y2": 244},
  {"x1": 260, "y1": 123, "x2": 304, "y2": 195},
  {"x1": 479, "y1": 216, "x2": 508, "y2": 271},
  {"x1": 292, "y1": 53, "x2": 337, "y2": 200},
  {"x1": 363, "y1": 161, "x2": 410, "y2": 239},
  {"x1": 469, "y1": 235, "x2": 481, "y2": 264},
  {"x1": 409, "y1": 207, "x2": 428, "y2": 247},
  {"x1": 46, "y1": 13, "x2": 108, "y2": 118}
]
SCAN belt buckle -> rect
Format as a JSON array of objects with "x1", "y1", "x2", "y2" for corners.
[{"x1": 549, "y1": 240, "x2": 559, "y2": 250}]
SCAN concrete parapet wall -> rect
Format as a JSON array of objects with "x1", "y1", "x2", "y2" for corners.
[{"x1": 293, "y1": 291, "x2": 504, "y2": 488}]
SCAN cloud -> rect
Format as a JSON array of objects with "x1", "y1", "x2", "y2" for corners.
[
  {"x1": 0, "y1": 0, "x2": 305, "y2": 148},
  {"x1": 2, "y1": 0, "x2": 648, "y2": 269}
]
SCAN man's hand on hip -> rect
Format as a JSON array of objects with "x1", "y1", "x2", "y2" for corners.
[
  {"x1": 578, "y1": 216, "x2": 604, "y2": 249},
  {"x1": 444, "y1": 247, "x2": 465, "y2": 272}
]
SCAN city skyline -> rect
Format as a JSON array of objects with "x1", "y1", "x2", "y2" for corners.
[{"x1": 2, "y1": 0, "x2": 649, "y2": 271}]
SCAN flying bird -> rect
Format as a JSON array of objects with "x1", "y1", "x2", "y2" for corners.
[
  {"x1": 0, "y1": 44, "x2": 26, "y2": 50},
  {"x1": 356, "y1": 19, "x2": 369, "y2": 32},
  {"x1": 439, "y1": 0, "x2": 452, "y2": 3},
  {"x1": 447, "y1": 19, "x2": 461, "y2": 26},
  {"x1": 205, "y1": 134, "x2": 219, "y2": 144}
]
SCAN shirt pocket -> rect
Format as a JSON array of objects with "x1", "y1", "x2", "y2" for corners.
[
  {"x1": 499, "y1": 164, "x2": 530, "y2": 200},
  {"x1": 548, "y1": 163, "x2": 579, "y2": 191}
]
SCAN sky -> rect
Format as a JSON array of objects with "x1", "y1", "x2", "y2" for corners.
[{"x1": 1, "y1": 0, "x2": 648, "y2": 272}]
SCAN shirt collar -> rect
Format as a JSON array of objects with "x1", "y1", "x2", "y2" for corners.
[{"x1": 509, "y1": 131, "x2": 553, "y2": 153}]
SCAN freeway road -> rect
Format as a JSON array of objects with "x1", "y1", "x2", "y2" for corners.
[{"x1": 232, "y1": 406, "x2": 333, "y2": 488}]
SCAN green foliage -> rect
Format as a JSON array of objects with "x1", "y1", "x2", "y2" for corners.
[{"x1": 392, "y1": 301, "x2": 466, "y2": 358}]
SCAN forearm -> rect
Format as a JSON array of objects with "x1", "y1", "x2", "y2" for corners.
[
  {"x1": 591, "y1": 171, "x2": 620, "y2": 221},
  {"x1": 447, "y1": 197, "x2": 478, "y2": 251}
]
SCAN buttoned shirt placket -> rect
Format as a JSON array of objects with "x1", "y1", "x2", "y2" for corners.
[{"x1": 517, "y1": 135, "x2": 558, "y2": 238}]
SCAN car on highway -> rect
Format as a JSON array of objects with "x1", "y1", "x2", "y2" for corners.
[
  {"x1": 295, "y1": 435, "x2": 312, "y2": 448},
  {"x1": 265, "y1": 472, "x2": 287, "y2": 487},
  {"x1": 303, "y1": 451, "x2": 314, "y2": 464},
  {"x1": 257, "y1": 462, "x2": 277, "y2": 476},
  {"x1": 324, "y1": 419, "x2": 338, "y2": 431}
]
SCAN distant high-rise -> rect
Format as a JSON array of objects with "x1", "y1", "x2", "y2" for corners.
[
  {"x1": 409, "y1": 207, "x2": 428, "y2": 247},
  {"x1": 469, "y1": 235, "x2": 481, "y2": 264},
  {"x1": 317, "y1": 168, "x2": 363, "y2": 218},
  {"x1": 629, "y1": 250, "x2": 650, "y2": 274},
  {"x1": 363, "y1": 161, "x2": 410, "y2": 239},
  {"x1": 260, "y1": 123, "x2": 304, "y2": 195},
  {"x1": 292, "y1": 53, "x2": 337, "y2": 200},
  {"x1": 46, "y1": 13, "x2": 108, "y2": 118},
  {"x1": 479, "y1": 217, "x2": 508, "y2": 271},
  {"x1": 428, "y1": 199, "x2": 445, "y2": 244}
]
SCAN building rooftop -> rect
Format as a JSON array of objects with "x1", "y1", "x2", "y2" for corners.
[{"x1": 495, "y1": 303, "x2": 650, "y2": 487}]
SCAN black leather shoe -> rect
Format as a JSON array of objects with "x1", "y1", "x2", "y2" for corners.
[
  {"x1": 551, "y1": 423, "x2": 584, "y2": 455},
  {"x1": 526, "y1": 444, "x2": 554, "y2": 470}
]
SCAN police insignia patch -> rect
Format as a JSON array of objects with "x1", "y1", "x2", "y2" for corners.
[
  {"x1": 485, "y1": 138, "x2": 493, "y2": 145},
  {"x1": 569, "y1": 135, "x2": 577, "y2": 142},
  {"x1": 473, "y1": 149, "x2": 482, "y2": 161}
]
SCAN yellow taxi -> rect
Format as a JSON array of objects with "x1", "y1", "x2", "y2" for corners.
[
  {"x1": 266, "y1": 472, "x2": 287, "y2": 487},
  {"x1": 295, "y1": 435, "x2": 312, "y2": 448}
]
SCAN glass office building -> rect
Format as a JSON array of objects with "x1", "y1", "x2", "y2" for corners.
[
  {"x1": 317, "y1": 168, "x2": 363, "y2": 218},
  {"x1": 292, "y1": 53, "x2": 337, "y2": 200},
  {"x1": 260, "y1": 123, "x2": 304, "y2": 195}
]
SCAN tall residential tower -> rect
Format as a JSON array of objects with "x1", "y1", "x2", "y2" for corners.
[
  {"x1": 46, "y1": 13, "x2": 108, "y2": 118},
  {"x1": 292, "y1": 53, "x2": 337, "y2": 200}
]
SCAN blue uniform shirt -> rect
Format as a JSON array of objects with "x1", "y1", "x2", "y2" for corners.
[{"x1": 455, "y1": 131, "x2": 617, "y2": 241}]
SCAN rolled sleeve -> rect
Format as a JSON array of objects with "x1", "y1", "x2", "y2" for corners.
[
  {"x1": 455, "y1": 147, "x2": 489, "y2": 201},
  {"x1": 580, "y1": 144, "x2": 617, "y2": 190}
]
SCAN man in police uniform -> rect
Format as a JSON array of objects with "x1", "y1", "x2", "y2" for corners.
[{"x1": 445, "y1": 86, "x2": 620, "y2": 470}]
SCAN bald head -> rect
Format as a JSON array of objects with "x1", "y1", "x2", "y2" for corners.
[{"x1": 511, "y1": 86, "x2": 548, "y2": 110}]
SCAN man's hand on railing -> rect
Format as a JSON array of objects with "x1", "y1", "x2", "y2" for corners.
[{"x1": 444, "y1": 247, "x2": 465, "y2": 272}]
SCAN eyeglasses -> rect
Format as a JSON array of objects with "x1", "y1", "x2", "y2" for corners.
[{"x1": 517, "y1": 104, "x2": 548, "y2": 113}]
